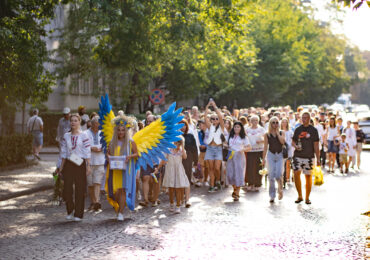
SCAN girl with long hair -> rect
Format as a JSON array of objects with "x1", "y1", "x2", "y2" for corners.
[
  {"x1": 159, "y1": 136, "x2": 190, "y2": 214},
  {"x1": 262, "y1": 117, "x2": 286, "y2": 203},
  {"x1": 106, "y1": 115, "x2": 138, "y2": 221},
  {"x1": 226, "y1": 122, "x2": 251, "y2": 201},
  {"x1": 204, "y1": 100, "x2": 225, "y2": 192},
  {"x1": 60, "y1": 114, "x2": 91, "y2": 221}
]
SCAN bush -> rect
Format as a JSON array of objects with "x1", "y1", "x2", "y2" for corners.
[{"x1": 0, "y1": 134, "x2": 33, "y2": 167}]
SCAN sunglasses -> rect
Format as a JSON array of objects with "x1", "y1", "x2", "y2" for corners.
[
  {"x1": 211, "y1": 118, "x2": 218, "y2": 121},
  {"x1": 271, "y1": 121, "x2": 279, "y2": 124}
]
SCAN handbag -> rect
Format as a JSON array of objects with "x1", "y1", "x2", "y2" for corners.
[
  {"x1": 65, "y1": 133, "x2": 84, "y2": 166},
  {"x1": 69, "y1": 153, "x2": 84, "y2": 166}
]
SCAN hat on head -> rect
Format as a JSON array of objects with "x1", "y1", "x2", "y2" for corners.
[
  {"x1": 341, "y1": 133, "x2": 346, "y2": 136},
  {"x1": 63, "y1": 107, "x2": 71, "y2": 114},
  {"x1": 78, "y1": 105, "x2": 85, "y2": 112}
]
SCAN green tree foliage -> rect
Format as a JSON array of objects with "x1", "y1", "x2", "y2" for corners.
[
  {"x1": 55, "y1": 0, "x2": 367, "y2": 109},
  {"x1": 333, "y1": 0, "x2": 370, "y2": 9},
  {"x1": 0, "y1": 0, "x2": 57, "y2": 108}
]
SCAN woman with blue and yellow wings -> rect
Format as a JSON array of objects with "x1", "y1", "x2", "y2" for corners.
[{"x1": 98, "y1": 94, "x2": 183, "y2": 221}]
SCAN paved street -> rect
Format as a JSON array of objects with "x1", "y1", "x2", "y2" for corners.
[{"x1": 0, "y1": 152, "x2": 369, "y2": 259}]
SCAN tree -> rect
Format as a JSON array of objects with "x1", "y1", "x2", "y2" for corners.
[
  {"x1": 0, "y1": 0, "x2": 58, "y2": 132},
  {"x1": 333, "y1": 0, "x2": 370, "y2": 9}
]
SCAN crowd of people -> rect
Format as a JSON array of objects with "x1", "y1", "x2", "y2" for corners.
[{"x1": 47, "y1": 101, "x2": 366, "y2": 221}]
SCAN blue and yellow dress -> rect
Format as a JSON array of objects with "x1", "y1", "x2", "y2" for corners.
[{"x1": 105, "y1": 142, "x2": 137, "y2": 211}]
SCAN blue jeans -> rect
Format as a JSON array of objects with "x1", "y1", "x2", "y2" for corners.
[{"x1": 266, "y1": 151, "x2": 284, "y2": 200}]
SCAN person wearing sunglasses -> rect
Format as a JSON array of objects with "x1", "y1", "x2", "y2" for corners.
[
  {"x1": 262, "y1": 117, "x2": 285, "y2": 203},
  {"x1": 204, "y1": 100, "x2": 225, "y2": 192}
]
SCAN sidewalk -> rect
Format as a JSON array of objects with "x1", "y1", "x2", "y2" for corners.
[{"x1": 0, "y1": 160, "x2": 55, "y2": 201}]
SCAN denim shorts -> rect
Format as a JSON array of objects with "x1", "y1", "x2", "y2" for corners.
[
  {"x1": 32, "y1": 130, "x2": 43, "y2": 146},
  {"x1": 204, "y1": 145, "x2": 223, "y2": 161},
  {"x1": 327, "y1": 140, "x2": 338, "y2": 153}
]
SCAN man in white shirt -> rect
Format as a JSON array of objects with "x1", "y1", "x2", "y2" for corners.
[
  {"x1": 27, "y1": 108, "x2": 43, "y2": 160},
  {"x1": 86, "y1": 116, "x2": 105, "y2": 211}
]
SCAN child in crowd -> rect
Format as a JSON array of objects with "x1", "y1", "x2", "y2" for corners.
[
  {"x1": 338, "y1": 133, "x2": 349, "y2": 174},
  {"x1": 157, "y1": 136, "x2": 190, "y2": 214}
]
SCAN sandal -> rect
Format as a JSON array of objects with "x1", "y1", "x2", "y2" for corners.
[
  {"x1": 139, "y1": 201, "x2": 148, "y2": 207},
  {"x1": 232, "y1": 192, "x2": 237, "y2": 199},
  {"x1": 305, "y1": 199, "x2": 311, "y2": 205},
  {"x1": 295, "y1": 198, "x2": 303, "y2": 204}
]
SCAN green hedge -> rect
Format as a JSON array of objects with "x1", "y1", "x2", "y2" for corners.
[{"x1": 0, "y1": 134, "x2": 33, "y2": 167}]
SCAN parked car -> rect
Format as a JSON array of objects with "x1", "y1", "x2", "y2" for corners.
[{"x1": 358, "y1": 113, "x2": 370, "y2": 144}]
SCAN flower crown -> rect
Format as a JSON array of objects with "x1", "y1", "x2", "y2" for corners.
[{"x1": 113, "y1": 115, "x2": 134, "y2": 129}]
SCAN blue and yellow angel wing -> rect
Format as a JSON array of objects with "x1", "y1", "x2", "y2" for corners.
[
  {"x1": 133, "y1": 102, "x2": 184, "y2": 170},
  {"x1": 98, "y1": 94, "x2": 115, "y2": 153}
]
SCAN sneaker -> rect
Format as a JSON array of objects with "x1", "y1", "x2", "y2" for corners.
[
  {"x1": 254, "y1": 186, "x2": 260, "y2": 192},
  {"x1": 117, "y1": 213, "x2": 124, "y2": 221},
  {"x1": 74, "y1": 217, "x2": 82, "y2": 222},
  {"x1": 175, "y1": 206, "x2": 181, "y2": 214},
  {"x1": 66, "y1": 213, "x2": 74, "y2": 220},
  {"x1": 88, "y1": 203, "x2": 95, "y2": 211},
  {"x1": 204, "y1": 181, "x2": 210, "y2": 187},
  {"x1": 94, "y1": 203, "x2": 101, "y2": 212},
  {"x1": 195, "y1": 182, "x2": 202, "y2": 187},
  {"x1": 208, "y1": 187, "x2": 216, "y2": 193},
  {"x1": 169, "y1": 203, "x2": 175, "y2": 212},
  {"x1": 185, "y1": 201, "x2": 191, "y2": 208},
  {"x1": 152, "y1": 201, "x2": 158, "y2": 207},
  {"x1": 216, "y1": 182, "x2": 222, "y2": 190}
]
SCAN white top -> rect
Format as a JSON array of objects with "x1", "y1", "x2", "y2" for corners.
[
  {"x1": 86, "y1": 129, "x2": 105, "y2": 165},
  {"x1": 327, "y1": 127, "x2": 339, "y2": 141},
  {"x1": 344, "y1": 127, "x2": 357, "y2": 146},
  {"x1": 188, "y1": 122, "x2": 200, "y2": 154},
  {"x1": 338, "y1": 141, "x2": 348, "y2": 155},
  {"x1": 27, "y1": 115, "x2": 43, "y2": 132},
  {"x1": 315, "y1": 124, "x2": 324, "y2": 138},
  {"x1": 283, "y1": 129, "x2": 294, "y2": 158},
  {"x1": 228, "y1": 135, "x2": 250, "y2": 152},
  {"x1": 245, "y1": 126, "x2": 265, "y2": 152},
  {"x1": 61, "y1": 131, "x2": 91, "y2": 159},
  {"x1": 206, "y1": 124, "x2": 224, "y2": 145},
  {"x1": 289, "y1": 118, "x2": 296, "y2": 130},
  {"x1": 80, "y1": 114, "x2": 90, "y2": 131}
]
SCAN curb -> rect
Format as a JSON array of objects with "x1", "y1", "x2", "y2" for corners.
[{"x1": 0, "y1": 185, "x2": 54, "y2": 202}]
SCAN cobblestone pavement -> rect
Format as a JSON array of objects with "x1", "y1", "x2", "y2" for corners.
[{"x1": 0, "y1": 152, "x2": 369, "y2": 260}]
